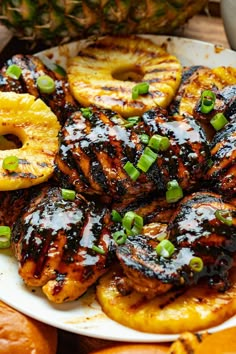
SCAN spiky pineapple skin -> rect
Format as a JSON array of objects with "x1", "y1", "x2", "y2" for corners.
[{"x1": 0, "y1": 0, "x2": 207, "y2": 46}]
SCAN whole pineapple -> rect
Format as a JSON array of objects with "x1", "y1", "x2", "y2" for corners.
[{"x1": 0, "y1": 0, "x2": 207, "y2": 46}]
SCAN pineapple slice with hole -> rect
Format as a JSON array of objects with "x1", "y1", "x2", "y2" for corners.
[
  {"x1": 68, "y1": 36, "x2": 182, "y2": 117},
  {"x1": 178, "y1": 66, "x2": 236, "y2": 117},
  {"x1": 96, "y1": 265, "x2": 236, "y2": 334},
  {"x1": 0, "y1": 92, "x2": 60, "y2": 190}
]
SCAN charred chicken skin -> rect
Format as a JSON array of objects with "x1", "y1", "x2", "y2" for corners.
[
  {"x1": 116, "y1": 192, "x2": 236, "y2": 298},
  {"x1": 11, "y1": 184, "x2": 113, "y2": 303},
  {"x1": 55, "y1": 105, "x2": 210, "y2": 201},
  {"x1": 0, "y1": 54, "x2": 78, "y2": 125}
]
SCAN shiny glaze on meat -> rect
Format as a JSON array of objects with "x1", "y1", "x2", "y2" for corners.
[
  {"x1": 56, "y1": 106, "x2": 210, "y2": 201},
  {"x1": 116, "y1": 192, "x2": 236, "y2": 298},
  {"x1": 11, "y1": 184, "x2": 113, "y2": 303},
  {"x1": 0, "y1": 54, "x2": 78, "y2": 125}
]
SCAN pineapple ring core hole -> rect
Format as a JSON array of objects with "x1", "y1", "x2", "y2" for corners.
[
  {"x1": 112, "y1": 65, "x2": 144, "y2": 82},
  {"x1": 0, "y1": 134, "x2": 22, "y2": 150}
]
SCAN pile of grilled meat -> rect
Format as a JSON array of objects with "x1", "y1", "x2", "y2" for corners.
[{"x1": 0, "y1": 54, "x2": 235, "y2": 304}]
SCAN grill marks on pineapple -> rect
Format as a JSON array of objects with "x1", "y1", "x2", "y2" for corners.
[{"x1": 68, "y1": 36, "x2": 182, "y2": 117}]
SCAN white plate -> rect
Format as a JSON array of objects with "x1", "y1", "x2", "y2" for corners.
[{"x1": 0, "y1": 36, "x2": 236, "y2": 343}]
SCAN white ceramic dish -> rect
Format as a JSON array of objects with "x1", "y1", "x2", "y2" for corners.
[{"x1": 0, "y1": 35, "x2": 236, "y2": 343}]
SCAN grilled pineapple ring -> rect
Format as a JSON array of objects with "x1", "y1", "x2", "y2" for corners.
[
  {"x1": 97, "y1": 265, "x2": 236, "y2": 334},
  {"x1": 0, "y1": 92, "x2": 60, "y2": 190},
  {"x1": 68, "y1": 36, "x2": 182, "y2": 117}
]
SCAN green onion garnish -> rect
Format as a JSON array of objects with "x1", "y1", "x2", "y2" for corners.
[
  {"x1": 200, "y1": 90, "x2": 216, "y2": 114},
  {"x1": 132, "y1": 82, "x2": 149, "y2": 99},
  {"x1": 6, "y1": 64, "x2": 22, "y2": 79},
  {"x1": 92, "y1": 245, "x2": 106, "y2": 255},
  {"x1": 215, "y1": 209, "x2": 233, "y2": 226},
  {"x1": 166, "y1": 179, "x2": 183, "y2": 203},
  {"x1": 111, "y1": 209, "x2": 122, "y2": 222},
  {"x1": 140, "y1": 134, "x2": 150, "y2": 144},
  {"x1": 36, "y1": 75, "x2": 56, "y2": 94},
  {"x1": 156, "y1": 239, "x2": 175, "y2": 258},
  {"x1": 0, "y1": 226, "x2": 11, "y2": 249},
  {"x1": 148, "y1": 134, "x2": 170, "y2": 151},
  {"x1": 81, "y1": 107, "x2": 93, "y2": 119},
  {"x1": 2, "y1": 155, "x2": 19, "y2": 171},
  {"x1": 124, "y1": 161, "x2": 140, "y2": 181},
  {"x1": 189, "y1": 257, "x2": 204, "y2": 272},
  {"x1": 112, "y1": 230, "x2": 127, "y2": 245},
  {"x1": 61, "y1": 188, "x2": 76, "y2": 201},
  {"x1": 122, "y1": 211, "x2": 143, "y2": 236},
  {"x1": 124, "y1": 116, "x2": 140, "y2": 128},
  {"x1": 210, "y1": 112, "x2": 228, "y2": 131},
  {"x1": 137, "y1": 147, "x2": 157, "y2": 172}
]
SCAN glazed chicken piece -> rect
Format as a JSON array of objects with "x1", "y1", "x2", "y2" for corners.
[
  {"x1": 55, "y1": 105, "x2": 210, "y2": 201},
  {"x1": 206, "y1": 120, "x2": 236, "y2": 196},
  {"x1": 0, "y1": 54, "x2": 78, "y2": 125},
  {"x1": 116, "y1": 192, "x2": 236, "y2": 298},
  {"x1": 11, "y1": 184, "x2": 113, "y2": 303}
]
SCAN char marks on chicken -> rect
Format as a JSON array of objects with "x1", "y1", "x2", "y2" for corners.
[
  {"x1": 116, "y1": 192, "x2": 236, "y2": 298},
  {"x1": 11, "y1": 184, "x2": 113, "y2": 303},
  {"x1": 0, "y1": 54, "x2": 78, "y2": 125},
  {"x1": 55, "y1": 105, "x2": 210, "y2": 201}
]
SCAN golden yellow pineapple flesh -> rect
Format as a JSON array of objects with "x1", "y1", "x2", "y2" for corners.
[
  {"x1": 96, "y1": 265, "x2": 236, "y2": 334},
  {"x1": 0, "y1": 92, "x2": 61, "y2": 190},
  {"x1": 179, "y1": 66, "x2": 236, "y2": 117},
  {"x1": 68, "y1": 36, "x2": 182, "y2": 117}
]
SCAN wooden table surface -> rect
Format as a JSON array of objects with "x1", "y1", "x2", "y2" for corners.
[{"x1": 0, "y1": 10, "x2": 234, "y2": 354}]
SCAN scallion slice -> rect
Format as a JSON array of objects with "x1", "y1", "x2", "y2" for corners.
[
  {"x1": 111, "y1": 209, "x2": 122, "y2": 222},
  {"x1": 132, "y1": 82, "x2": 149, "y2": 99},
  {"x1": 189, "y1": 256, "x2": 204, "y2": 272},
  {"x1": 215, "y1": 209, "x2": 233, "y2": 226},
  {"x1": 81, "y1": 107, "x2": 92, "y2": 119},
  {"x1": 166, "y1": 179, "x2": 183, "y2": 203},
  {"x1": 210, "y1": 112, "x2": 228, "y2": 131},
  {"x1": 137, "y1": 147, "x2": 157, "y2": 172},
  {"x1": 122, "y1": 211, "x2": 143, "y2": 236},
  {"x1": 156, "y1": 239, "x2": 175, "y2": 258},
  {"x1": 92, "y1": 245, "x2": 105, "y2": 255},
  {"x1": 6, "y1": 64, "x2": 22, "y2": 79},
  {"x1": 112, "y1": 230, "x2": 127, "y2": 245},
  {"x1": 61, "y1": 188, "x2": 76, "y2": 201},
  {"x1": 124, "y1": 161, "x2": 140, "y2": 181},
  {"x1": 0, "y1": 226, "x2": 11, "y2": 248},
  {"x1": 140, "y1": 134, "x2": 150, "y2": 144},
  {"x1": 200, "y1": 90, "x2": 216, "y2": 113},
  {"x1": 2, "y1": 155, "x2": 19, "y2": 171},
  {"x1": 36, "y1": 75, "x2": 56, "y2": 94},
  {"x1": 148, "y1": 134, "x2": 170, "y2": 151}
]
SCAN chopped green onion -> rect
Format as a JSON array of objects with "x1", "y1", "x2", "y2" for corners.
[
  {"x1": 0, "y1": 226, "x2": 11, "y2": 249},
  {"x1": 210, "y1": 113, "x2": 228, "y2": 131},
  {"x1": 124, "y1": 116, "x2": 140, "y2": 128},
  {"x1": 215, "y1": 209, "x2": 233, "y2": 226},
  {"x1": 137, "y1": 147, "x2": 157, "y2": 172},
  {"x1": 124, "y1": 161, "x2": 140, "y2": 181},
  {"x1": 166, "y1": 179, "x2": 183, "y2": 203},
  {"x1": 2, "y1": 155, "x2": 19, "y2": 171},
  {"x1": 189, "y1": 257, "x2": 204, "y2": 272},
  {"x1": 132, "y1": 82, "x2": 149, "y2": 99},
  {"x1": 140, "y1": 134, "x2": 150, "y2": 144},
  {"x1": 200, "y1": 90, "x2": 216, "y2": 113},
  {"x1": 156, "y1": 232, "x2": 168, "y2": 242},
  {"x1": 61, "y1": 188, "x2": 76, "y2": 201},
  {"x1": 122, "y1": 211, "x2": 143, "y2": 236},
  {"x1": 92, "y1": 245, "x2": 105, "y2": 255},
  {"x1": 112, "y1": 230, "x2": 127, "y2": 245},
  {"x1": 156, "y1": 239, "x2": 175, "y2": 258},
  {"x1": 6, "y1": 64, "x2": 22, "y2": 79},
  {"x1": 36, "y1": 75, "x2": 56, "y2": 94},
  {"x1": 148, "y1": 134, "x2": 170, "y2": 151},
  {"x1": 111, "y1": 209, "x2": 122, "y2": 222},
  {"x1": 81, "y1": 107, "x2": 93, "y2": 119},
  {"x1": 39, "y1": 55, "x2": 67, "y2": 76}
]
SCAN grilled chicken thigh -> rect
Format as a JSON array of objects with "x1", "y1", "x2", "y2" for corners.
[
  {"x1": 0, "y1": 54, "x2": 78, "y2": 124},
  {"x1": 116, "y1": 192, "x2": 236, "y2": 298},
  {"x1": 55, "y1": 105, "x2": 210, "y2": 201},
  {"x1": 11, "y1": 184, "x2": 113, "y2": 303}
]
